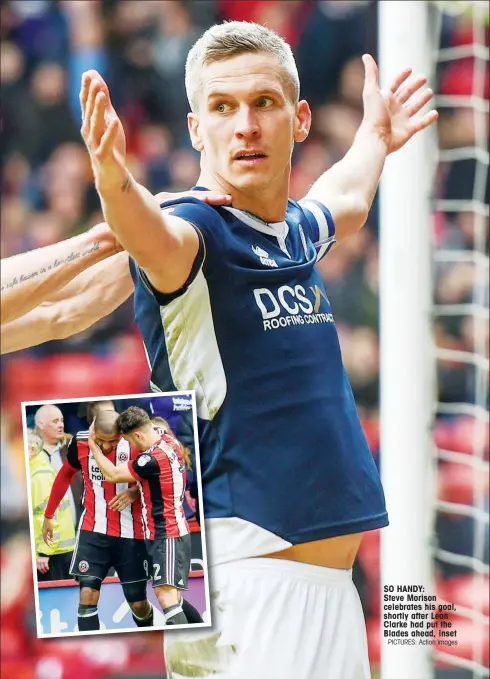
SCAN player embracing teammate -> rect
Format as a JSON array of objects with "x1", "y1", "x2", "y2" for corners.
[
  {"x1": 43, "y1": 405, "x2": 153, "y2": 631},
  {"x1": 43, "y1": 403, "x2": 202, "y2": 630},
  {"x1": 87, "y1": 406, "x2": 202, "y2": 626}
]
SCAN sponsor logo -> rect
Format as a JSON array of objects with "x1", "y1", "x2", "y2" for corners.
[
  {"x1": 79, "y1": 560, "x2": 89, "y2": 573},
  {"x1": 172, "y1": 397, "x2": 192, "y2": 411},
  {"x1": 138, "y1": 454, "x2": 152, "y2": 467},
  {"x1": 88, "y1": 458, "x2": 104, "y2": 482},
  {"x1": 252, "y1": 245, "x2": 278, "y2": 268},
  {"x1": 253, "y1": 284, "x2": 334, "y2": 331}
]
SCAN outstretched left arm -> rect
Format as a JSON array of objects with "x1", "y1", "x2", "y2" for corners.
[
  {"x1": 303, "y1": 55, "x2": 438, "y2": 241},
  {"x1": 88, "y1": 425, "x2": 133, "y2": 483}
]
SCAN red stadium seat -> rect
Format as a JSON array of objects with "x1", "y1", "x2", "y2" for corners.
[
  {"x1": 438, "y1": 462, "x2": 488, "y2": 506},
  {"x1": 366, "y1": 616, "x2": 381, "y2": 667},
  {"x1": 434, "y1": 417, "x2": 489, "y2": 459},
  {"x1": 435, "y1": 618, "x2": 489, "y2": 667},
  {"x1": 362, "y1": 416, "x2": 380, "y2": 453},
  {"x1": 444, "y1": 575, "x2": 490, "y2": 617},
  {"x1": 4, "y1": 343, "x2": 149, "y2": 420}
]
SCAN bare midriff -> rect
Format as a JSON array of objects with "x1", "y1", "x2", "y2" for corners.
[{"x1": 262, "y1": 532, "x2": 364, "y2": 569}]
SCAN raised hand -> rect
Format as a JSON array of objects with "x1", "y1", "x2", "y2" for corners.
[
  {"x1": 80, "y1": 70, "x2": 127, "y2": 192},
  {"x1": 361, "y1": 54, "x2": 438, "y2": 154}
]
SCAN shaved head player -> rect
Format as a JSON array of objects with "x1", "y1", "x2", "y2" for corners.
[
  {"x1": 49, "y1": 19, "x2": 436, "y2": 679},
  {"x1": 43, "y1": 409, "x2": 154, "y2": 631}
]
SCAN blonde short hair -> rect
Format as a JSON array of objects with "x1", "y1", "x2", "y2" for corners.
[
  {"x1": 27, "y1": 431, "x2": 43, "y2": 455},
  {"x1": 185, "y1": 21, "x2": 300, "y2": 111}
]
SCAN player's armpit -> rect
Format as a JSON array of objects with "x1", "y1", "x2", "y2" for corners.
[
  {"x1": 140, "y1": 213, "x2": 201, "y2": 295},
  {"x1": 302, "y1": 189, "x2": 368, "y2": 242}
]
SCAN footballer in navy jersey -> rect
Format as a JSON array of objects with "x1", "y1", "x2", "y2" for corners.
[
  {"x1": 129, "y1": 193, "x2": 388, "y2": 555},
  {"x1": 78, "y1": 16, "x2": 438, "y2": 679},
  {"x1": 88, "y1": 407, "x2": 203, "y2": 627}
]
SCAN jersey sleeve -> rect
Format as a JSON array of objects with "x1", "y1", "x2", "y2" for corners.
[
  {"x1": 44, "y1": 459, "x2": 78, "y2": 519},
  {"x1": 128, "y1": 454, "x2": 161, "y2": 481},
  {"x1": 297, "y1": 198, "x2": 336, "y2": 262},
  {"x1": 66, "y1": 435, "x2": 81, "y2": 470},
  {"x1": 130, "y1": 197, "x2": 226, "y2": 306}
]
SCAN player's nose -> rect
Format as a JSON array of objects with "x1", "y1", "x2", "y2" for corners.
[{"x1": 234, "y1": 106, "x2": 260, "y2": 139}]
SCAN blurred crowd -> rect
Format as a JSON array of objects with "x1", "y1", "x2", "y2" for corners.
[{"x1": 1, "y1": 1, "x2": 488, "y2": 677}]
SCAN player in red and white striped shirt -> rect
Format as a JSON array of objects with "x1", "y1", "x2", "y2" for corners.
[
  {"x1": 88, "y1": 407, "x2": 198, "y2": 627},
  {"x1": 43, "y1": 408, "x2": 154, "y2": 632}
]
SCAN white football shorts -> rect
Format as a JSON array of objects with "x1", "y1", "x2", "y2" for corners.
[{"x1": 164, "y1": 556, "x2": 371, "y2": 679}]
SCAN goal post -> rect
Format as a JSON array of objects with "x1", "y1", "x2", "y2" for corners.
[
  {"x1": 378, "y1": 2, "x2": 437, "y2": 679},
  {"x1": 378, "y1": 1, "x2": 489, "y2": 678}
]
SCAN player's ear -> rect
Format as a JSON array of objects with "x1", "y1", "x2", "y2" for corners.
[
  {"x1": 188, "y1": 112, "x2": 204, "y2": 152},
  {"x1": 294, "y1": 100, "x2": 311, "y2": 144}
]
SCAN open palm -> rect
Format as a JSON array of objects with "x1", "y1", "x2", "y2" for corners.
[
  {"x1": 361, "y1": 54, "x2": 438, "y2": 155},
  {"x1": 80, "y1": 70, "x2": 127, "y2": 189}
]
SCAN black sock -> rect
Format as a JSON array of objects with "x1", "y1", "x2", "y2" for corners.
[
  {"x1": 163, "y1": 601, "x2": 188, "y2": 625},
  {"x1": 181, "y1": 597, "x2": 203, "y2": 624},
  {"x1": 132, "y1": 603, "x2": 154, "y2": 628},
  {"x1": 78, "y1": 605, "x2": 100, "y2": 631}
]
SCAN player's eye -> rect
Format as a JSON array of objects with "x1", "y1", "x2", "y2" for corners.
[
  {"x1": 216, "y1": 102, "x2": 231, "y2": 113},
  {"x1": 257, "y1": 96, "x2": 273, "y2": 108}
]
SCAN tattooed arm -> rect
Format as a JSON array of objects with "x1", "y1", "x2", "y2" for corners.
[
  {"x1": 1, "y1": 223, "x2": 121, "y2": 325},
  {"x1": 1, "y1": 251, "x2": 133, "y2": 354}
]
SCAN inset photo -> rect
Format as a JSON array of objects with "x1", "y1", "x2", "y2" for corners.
[{"x1": 22, "y1": 391, "x2": 210, "y2": 638}]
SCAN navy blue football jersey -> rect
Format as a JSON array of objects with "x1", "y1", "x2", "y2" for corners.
[{"x1": 129, "y1": 188, "x2": 388, "y2": 558}]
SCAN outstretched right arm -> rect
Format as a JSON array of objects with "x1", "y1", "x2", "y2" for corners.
[
  {"x1": 80, "y1": 71, "x2": 215, "y2": 296},
  {"x1": 1, "y1": 251, "x2": 133, "y2": 355}
]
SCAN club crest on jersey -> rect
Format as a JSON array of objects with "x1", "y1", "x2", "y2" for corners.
[
  {"x1": 79, "y1": 560, "x2": 89, "y2": 573},
  {"x1": 138, "y1": 454, "x2": 151, "y2": 467},
  {"x1": 252, "y1": 245, "x2": 278, "y2": 268},
  {"x1": 118, "y1": 451, "x2": 128, "y2": 462}
]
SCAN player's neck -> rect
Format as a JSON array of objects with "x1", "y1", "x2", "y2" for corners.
[
  {"x1": 142, "y1": 428, "x2": 160, "y2": 452},
  {"x1": 196, "y1": 172, "x2": 289, "y2": 224}
]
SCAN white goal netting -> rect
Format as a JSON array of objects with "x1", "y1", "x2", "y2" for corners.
[{"x1": 431, "y1": 1, "x2": 489, "y2": 677}]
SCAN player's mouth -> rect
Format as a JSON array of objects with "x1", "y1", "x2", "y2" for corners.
[{"x1": 233, "y1": 150, "x2": 268, "y2": 167}]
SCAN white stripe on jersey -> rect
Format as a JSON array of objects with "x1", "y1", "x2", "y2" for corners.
[
  {"x1": 299, "y1": 199, "x2": 332, "y2": 243},
  {"x1": 172, "y1": 460, "x2": 188, "y2": 537},
  {"x1": 89, "y1": 455, "x2": 108, "y2": 533},
  {"x1": 116, "y1": 439, "x2": 134, "y2": 539},
  {"x1": 137, "y1": 480, "x2": 151, "y2": 539},
  {"x1": 69, "y1": 516, "x2": 85, "y2": 573},
  {"x1": 316, "y1": 241, "x2": 336, "y2": 262},
  {"x1": 160, "y1": 269, "x2": 227, "y2": 421}
]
